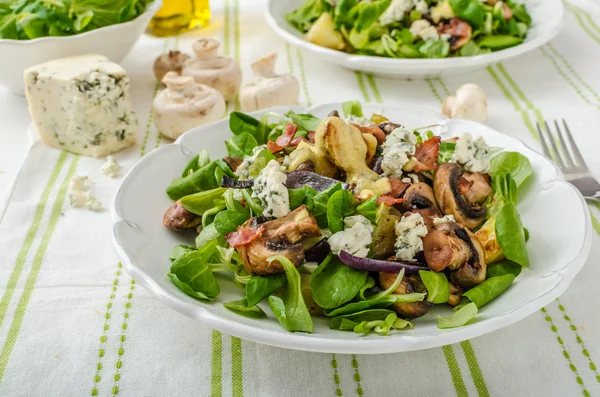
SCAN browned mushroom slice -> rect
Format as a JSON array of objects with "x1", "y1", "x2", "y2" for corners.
[
  {"x1": 399, "y1": 182, "x2": 440, "y2": 212},
  {"x1": 438, "y1": 18, "x2": 473, "y2": 51},
  {"x1": 378, "y1": 122, "x2": 403, "y2": 134},
  {"x1": 433, "y1": 163, "x2": 487, "y2": 230},
  {"x1": 223, "y1": 156, "x2": 243, "y2": 172},
  {"x1": 448, "y1": 281, "x2": 463, "y2": 307},
  {"x1": 423, "y1": 221, "x2": 487, "y2": 288},
  {"x1": 462, "y1": 172, "x2": 492, "y2": 207},
  {"x1": 379, "y1": 272, "x2": 432, "y2": 318},
  {"x1": 163, "y1": 200, "x2": 201, "y2": 231},
  {"x1": 237, "y1": 205, "x2": 321, "y2": 275}
]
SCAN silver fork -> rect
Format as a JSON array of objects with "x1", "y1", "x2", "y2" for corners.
[{"x1": 536, "y1": 119, "x2": 600, "y2": 203}]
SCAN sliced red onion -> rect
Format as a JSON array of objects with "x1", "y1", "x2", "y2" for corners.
[
  {"x1": 285, "y1": 171, "x2": 349, "y2": 191},
  {"x1": 338, "y1": 251, "x2": 426, "y2": 274},
  {"x1": 221, "y1": 176, "x2": 253, "y2": 189}
]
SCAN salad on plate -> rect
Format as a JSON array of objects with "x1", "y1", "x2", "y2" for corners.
[
  {"x1": 162, "y1": 101, "x2": 533, "y2": 336},
  {"x1": 285, "y1": 0, "x2": 532, "y2": 58}
]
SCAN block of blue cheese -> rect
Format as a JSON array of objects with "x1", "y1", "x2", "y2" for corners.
[{"x1": 24, "y1": 54, "x2": 138, "y2": 157}]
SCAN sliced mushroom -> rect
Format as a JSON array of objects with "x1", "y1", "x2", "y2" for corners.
[
  {"x1": 163, "y1": 200, "x2": 201, "y2": 231},
  {"x1": 399, "y1": 182, "x2": 440, "y2": 212},
  {"x1": 327, "y1": 110, "x2": 340, "y2": 118},
  {"x1": 237, "y1": 205, "x2": 321, "y2": 275},
  {"x1": 378, "y1": 122, "x2": 402, "y2": 134},
  {"x1": 433, "y1": 163, "x2": 487, "y2": 229},
  {"x1": 438, "y1": 17, "x2": 472, "y2": 51},
  {"x1": 223, "y1": 156, "x2": 242, "y2": 172},
  {"x1": 462, "y1": 172, "x2": 492, "y2": 206},
  {"x1": 182, "y1": 38, "x2": 242, "y2": 101},
  {"x1": 448, "y1": 281, "x2": 463, "y2": 307},
  {"x1": 379, "y1": 272, "x2": 432, "y2": 318},
  {"x1": 154, "y1": 50, "x2": 191, "y2": 82},
  {"x1": 422, "y1": 221, "x2": 487, "y2": 288}
]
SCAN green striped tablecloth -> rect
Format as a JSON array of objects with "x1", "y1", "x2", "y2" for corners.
[{"x1": 1, "y1": 0, "x2": 600, "y2": 396}]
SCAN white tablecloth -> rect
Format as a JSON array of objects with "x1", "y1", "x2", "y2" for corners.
[{"x1": 1, "y1": 1, "x2": 600, "y2": 396}]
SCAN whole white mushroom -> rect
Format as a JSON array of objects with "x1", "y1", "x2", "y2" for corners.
[
  {"x1": 153, "y1": 72, "x2": 226, "y2": 140},
  {"x1": 239, "y1": 53, "x2": 300, "y2": 112},
  {"x1": 442, "y1": 84, "x2": 488, "y2": 123},
  {"x1": 182, "y1": 38, "x2": 242, "y2": 101}
]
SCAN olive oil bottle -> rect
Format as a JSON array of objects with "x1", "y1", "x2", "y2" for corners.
[{"x1": 148, "y1": 0, "x2": 211, "y2": 37}]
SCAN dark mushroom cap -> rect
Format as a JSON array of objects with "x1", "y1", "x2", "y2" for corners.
[
  {"x1": 399, "y1": 182, "x2": 440, "y2": 212},
  {"x1": 434, "y1": 163, "x2": 487, "y2": 230},
  {"x1": 379, "y1": 273, "x2": 432, "y2": 319}
]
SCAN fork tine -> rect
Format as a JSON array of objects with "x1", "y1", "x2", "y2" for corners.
[
  {"x1": 544, "y1": 121, "x2": 566, "y2": 170},
  {"x1": 554, "y1": 120, "x2": 575, "y2": 170},
  {"x1": 561, "y1": 119, "x2": 589, "y2": 172},
  {"x1": 536, "y1": 122, "x2": 552, "y2": 159}
]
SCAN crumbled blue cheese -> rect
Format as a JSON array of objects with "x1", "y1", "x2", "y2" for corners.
[
  {"x1": 69, "y1": 175, "x2": 102, "y2": 211},
  {"x1": 395, "y1": 213, "x2": 428, "y2": 260},
  {"x1": 379, "y1": 0, "x2": 412, "y2": 25},
  {"x1": 451, "y1": 133, "x2": 491, "y2": 173},
  {"x1": 433, "y1": 214, "x2": 456, "y2": 226},
  {"x1": 101, "y1": 156, "x2": 121, "y2": 178},
  {"x1": 24, "y1": 54, "x2": 138, "y2": 158},
  {"x1": 381, "y1": 128, "x2": 417, "y2": 178},
  {"x1": 410, "y1": 20, "x2": 440, "y2": 41},
  {"x1": 235, "y1": 144, "x2": 267, "y2": 180},
  {"x1": 329, "y1": 215, "x2": 374, "y2": 258},
  {"x1": 415, "y1": 0, "x2": 429, "y2": 14},
  {"x1": 252, "y1": 160, "x2": 290, "y2": 218},
  {"x1": 345, "y1": 114, "x2": 375, "y2": 127}
]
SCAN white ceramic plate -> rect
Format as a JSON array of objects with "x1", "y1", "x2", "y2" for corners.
[
  {"x1": 112, "y1": 102, "x2": 591, "y2": 354},
  {"x1": 265, "y1": 0, "x2": 564, "y2": 78}
]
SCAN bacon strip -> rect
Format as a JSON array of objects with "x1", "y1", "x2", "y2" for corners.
[
  {"x1": 267, "y1": 123, "x2": 298, "y2": 153},
  {"x1": 377, "y1": 196, "x2": 405, "y2": 206},
  {"x1": 351, "y1": 124, "x2": 386, "y2": 144},
  {"x1": 412, "y1": 136, "x2": 441, "y2": 171},
  {"x1": 388, "y1": 178, "x2": 410, "y2": 198},
  {"x1": 226, "y1": 224, "x2": 265, "y2": 248},
  {"x1": 290, "y1": 136, "x2": 309, "y2": 146},
  {"x1": 457, "y1": 176, "x2": 474, "y2": 196}
]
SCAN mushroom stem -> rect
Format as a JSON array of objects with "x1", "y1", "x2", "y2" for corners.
[
  {"x1": 251, "y1": 53, "x2": 278, "y2": 78},
  {"x1": 191, "y1": 38, "x2": 220, "y2": 59}
]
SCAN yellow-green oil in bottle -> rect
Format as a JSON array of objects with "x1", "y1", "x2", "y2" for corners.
[{"x1": 148, "y1": 0, "x2": 211, "y2": 37}]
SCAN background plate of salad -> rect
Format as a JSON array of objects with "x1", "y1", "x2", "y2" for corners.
[
  {"x1": 265, "y1": 0, "x2": 564, "y2": 77},
  {"x1": 112, "y1": 102, "x2": 590, "y2": 354}
]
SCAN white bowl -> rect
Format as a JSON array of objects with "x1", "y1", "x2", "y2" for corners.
[
  {"x1": 0, "y1": 0, "x2": 162, "y2": 95},
  {"x1": 265, "y1": 0, "x2": 564, "y2": 78},
  {"x1": 112, "y1": 102, "x2": 591, "y2": 354}
]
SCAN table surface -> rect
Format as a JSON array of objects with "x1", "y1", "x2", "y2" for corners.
[{"x1": 1, "y1": 1, "x2": 600, "y2": 396}]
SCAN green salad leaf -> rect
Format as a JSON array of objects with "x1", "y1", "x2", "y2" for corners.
[
  {"x1": 419, "y1": 270, "x2": 450, "y2": 304},
  {"x1": 496, "y1": 201, "x2": 529, "y2": 267},
  {"x1": 437, "y1": 302, "x2": 478, "y2": 329},
  {"x1": 463, "y1": 274, "x2": 515, "y2": 308},
  {"x1": 224, "y1": 300, "x2": 267, "y2": 318},
  {"x1": 354, "y1": 0, "x2": 390, "y2": 32},
  {"x1": 333, "y1": 0, "x2": 358, "y2": 29},
  {"x1": 419, "y1": 40, "x2": 450, "y2": 58},
  {"x1": 438, "y1": 142, "x2": 456, "y2": 164},
  {"x1": 169, "y1": 251, "x2": 220, "y2": 301},
  {"x1": 169, "y1": 244, "x2": 196, "y2": 262},
  {"x1": 326, "y1": 189, "x2": 356, "y2": 233},
  {"x1": 167, "y1": 160, "x2": 233, "y2": 201},
  {"x1": 310, "y1": 255, "x2": 367, "y2": 309},
  {"x1": 478, "y1": 35, "x2": 523, "y2": 50},
  {"x1": 311, "y1": 183, "x2": 344, "y2": 227},
  {"x1": 329, "y1": 309, "x2": 396, "y2": 330},
  {"x1": 212, "y1": 210, "x2": 249, "y2": 236},
  {"x1": 356, "y1": 196, "x2": 378, "y2": 223},
  {"x1": 487, "y1": 260, "x2": 522, "y2": 278},
  {"x1": 245, "y1": 274, "x2": 287, "y2": 307},
  {"x1": 267, "y1": 255, "x2": 314, "y2": 333},
  {"x1": 324, "y1": 296, "x2": 396, "y2": 317},
  {"x1": 180, "y1": 187, "x2": 227, "y2": 216},
  {"x1": 225, "y1": 133, "x2": 259, "y2": 158},
  {"x1": 285, "y1": 0, "x2": 331, "y2": 33},
  {"x1": 285, "y1": 110, "x2": 321, "y2": 132},
  {"x1": 342, "y1": 100, "x2": 363, "y2": 118},
  {"x1": 449, "y1": 0, "x2": 484, "y2": 29},
  {"x1": 490, "y1": 152, "x2": 533, "y2": 188}
]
